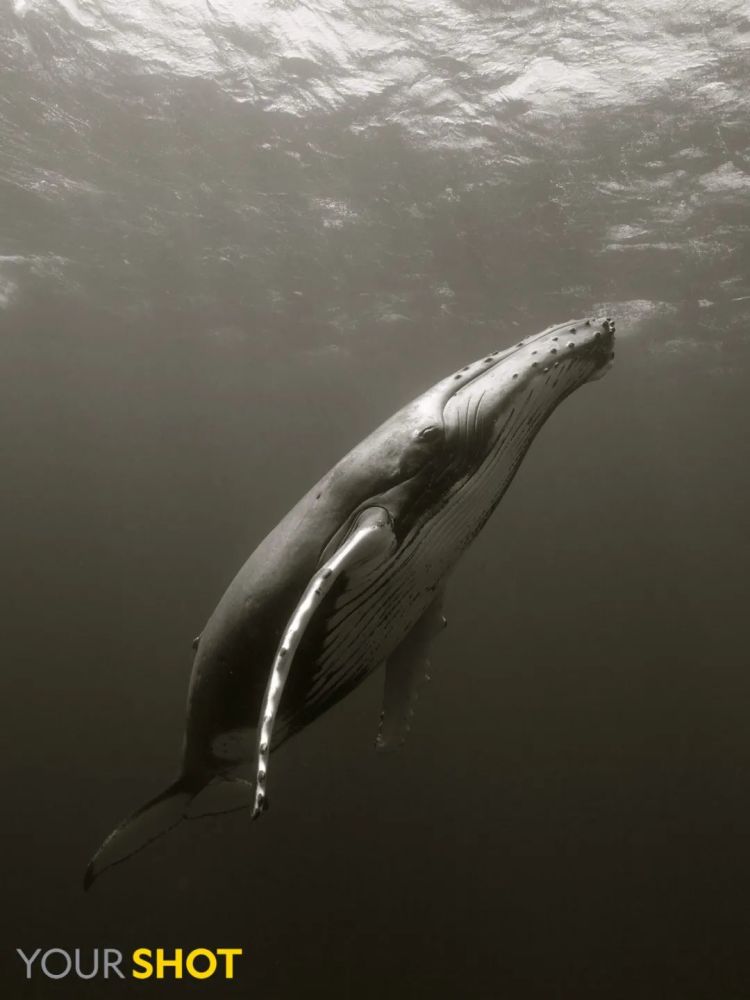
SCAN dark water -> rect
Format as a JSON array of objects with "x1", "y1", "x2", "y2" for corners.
[{"x1": 2, "y1": 1, "x2": 749, "y2": 996}]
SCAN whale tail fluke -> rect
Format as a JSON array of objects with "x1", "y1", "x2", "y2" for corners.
[{"x1": 83, "y1": 773, "x2": 254, "y2": 891}]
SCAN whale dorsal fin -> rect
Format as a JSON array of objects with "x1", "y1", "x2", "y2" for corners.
[
  {"x1": 375, "y1": 587, "x2": 447, "y2": 752},
  {"x1": 252, "y1": 506, "x2": 397, "y2": 817}
]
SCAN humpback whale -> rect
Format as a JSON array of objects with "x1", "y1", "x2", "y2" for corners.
[{"x1": 85, "y1": 315, "x2": 615, "y2": 887}]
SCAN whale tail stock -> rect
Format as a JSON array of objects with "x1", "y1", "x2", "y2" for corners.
[{"x1": 83, "y1": 772, "x2": 253, "y2": 890}]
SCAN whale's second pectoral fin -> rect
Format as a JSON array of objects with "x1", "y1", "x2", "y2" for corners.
[
  {"x1": 252, "y1": 506, "x2": 397, "y2": 818},
  {"x1": 376, "y1": 588, "x2": 447, "y2": 752}
]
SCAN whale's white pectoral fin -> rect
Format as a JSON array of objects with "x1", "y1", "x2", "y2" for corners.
[
  {"x1": 252, "y1": 506, "x2": 397, "y2": 818},
  {"x1": 375, "y1": 587, "x2": 447, "y2": 752}
]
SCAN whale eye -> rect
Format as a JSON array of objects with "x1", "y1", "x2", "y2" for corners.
[
  {"x1": 401, "y1": 423, "x2": 445, "y2": 476},
  {"x1": 416, "y1": 424, "x2": 442, "y2": 442}
]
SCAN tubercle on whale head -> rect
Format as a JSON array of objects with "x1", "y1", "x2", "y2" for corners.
[{"x1": 581, "y1": 316, "x2": 616, "y2": 381}]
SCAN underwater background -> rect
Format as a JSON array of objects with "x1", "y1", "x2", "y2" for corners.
[{"x1": 1, "y1": 1, "x2": 749, "y2": 996}]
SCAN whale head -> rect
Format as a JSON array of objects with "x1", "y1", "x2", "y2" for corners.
[{"x1": 332, "y1": 315, "x2": 616, "y2": 544}]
